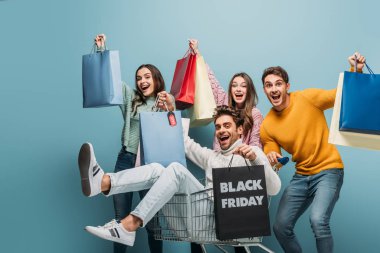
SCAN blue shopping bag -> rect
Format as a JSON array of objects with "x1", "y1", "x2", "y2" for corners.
[
  {"x1": 82, "y1": 49, "x2": 123, "y2": 108},
  {"x1": 139, "y1": 111, "x2": 187, "y2": 167},
  {"x1": 339, "y1": 68, "x2": 380, "y2": 135}
]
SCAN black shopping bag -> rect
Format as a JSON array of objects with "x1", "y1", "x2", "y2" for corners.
[{"x1": 212, "y1": 161, "x2": 270, "y2": 240}]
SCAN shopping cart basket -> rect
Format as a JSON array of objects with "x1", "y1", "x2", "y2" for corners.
[{"x1": 151, "y1": 157, "x2": 289, "y2": 253}]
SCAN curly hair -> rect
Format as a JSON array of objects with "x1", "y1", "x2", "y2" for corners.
[{"x1": 213, "y1": 105, "x2": 244, "y2": 127}]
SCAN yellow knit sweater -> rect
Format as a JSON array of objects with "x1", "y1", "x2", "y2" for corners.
[{"x1": 260, "y1": 89, "x2": 344, "y2": 175}]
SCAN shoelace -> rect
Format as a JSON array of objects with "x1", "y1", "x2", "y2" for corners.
[{"x1": 100, "y1": 219, "x2": 118, "y2": 229}]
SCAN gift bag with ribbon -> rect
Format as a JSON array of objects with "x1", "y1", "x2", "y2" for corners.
[
  {"x1": 212, "y1": 157, "x2": 270, "y2": 240},
  {"x1": 139, "y1": 100, "x2": 187, "y2": 167},
  {"x1": 329, "y1": 71, "x2": 380, "y2": 150},
  {"x1": 339, "y1": 61, "x2": 380, "y2": 134},
  {"x1": 170, "y1": 49, "x2": 197, "y2": 110},
  {"x1": 188, "y1": 55, "x2": 217, "y2": 127},
  {"x1": 82, "y1": 45, "x2": 123, "y2": 108}
]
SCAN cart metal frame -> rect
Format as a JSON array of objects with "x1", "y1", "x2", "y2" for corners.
[{"x1": 152, "y1": 188, "x2": 274, "y2": 253}]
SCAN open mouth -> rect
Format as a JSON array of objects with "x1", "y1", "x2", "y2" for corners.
[
  {"x1": 271, "y1": 94, "x2": 281, "y2": 102},
  {"x1": 140, "y1": 83, "x2": 150, "y2": 92},
  {"x1": 218, "y1": 135, "x2": 230, "y2": 145},
  {"x1": 235, "y1": 93, "x2": 244, "y2": 100}
]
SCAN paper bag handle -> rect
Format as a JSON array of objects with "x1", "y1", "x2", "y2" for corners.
[
  {"x1": 227, "y1": 154, "x2": 251, "y2": 171},
  {"x1": 152, "y1": 96, "x2": 170, "y2": 112},
  {"x1": 90, "y1": 42, "x2": 108, "y2": 54},
  {"x1": 354, "y1": 55, "x2": 374, "y2": 75}
]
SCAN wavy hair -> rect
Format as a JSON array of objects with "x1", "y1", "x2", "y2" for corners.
[
  {"x1": 132, "y1": 64, "x2": 165, "y2": 115},
  {"x1": 227, "y1": 72, "x2": 258, "y2": 139}
]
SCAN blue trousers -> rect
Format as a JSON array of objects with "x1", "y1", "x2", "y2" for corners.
[
  {"x1": 113, "y1": 148, "x2": 162, "y2": 253},
  {"x1": 273, "y1": 169, "x2": 344, "y2": 253}
]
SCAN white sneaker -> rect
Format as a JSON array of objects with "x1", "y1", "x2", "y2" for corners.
[
  {"x1": 85, "y1": 219, "x2": 136, "y2": 246},
  {"x1": 78, "y1": 143, "x2": 104, "y2": 197}
]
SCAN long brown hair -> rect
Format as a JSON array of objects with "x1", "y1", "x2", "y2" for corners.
[
  {"x1": 132, "y1": 64, "x2": 165, "y2": 115},
  {"x1": 227, "y1": 72, "x2": 258, "y2": 139}
]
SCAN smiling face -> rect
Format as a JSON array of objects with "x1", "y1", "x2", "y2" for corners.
[
  {"x1": 230, "y1": 76, "x2": 248, "y2": 109},
  {"x1": 215, "y1": 114, "x2": 243, "y2": 150},
  {"x1": 136, "y1": 67, "x2": 155, "y2": 97},
  {"x1": 263, "y1": 74, "x2": 290, "y2": 112}
]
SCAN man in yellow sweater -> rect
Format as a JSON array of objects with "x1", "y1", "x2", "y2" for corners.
[{"x1": 260, "y1": 52, "x2": 365, "y2": 253}]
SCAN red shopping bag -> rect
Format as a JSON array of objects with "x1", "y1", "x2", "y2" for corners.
[{"x1": 170, "y1": 50, "x2": 197, "y2": 110}]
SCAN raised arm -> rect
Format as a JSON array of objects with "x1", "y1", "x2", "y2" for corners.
[
  {"x1": 120, "y1": 82, "x2": 134, "y2": 115},
  {"x1": 246, "y1": 108, "x2": 264, "y2": 149},
  {"x1": 300, "y1": 88, "x2": 337, "y2": 111},
  {"x1": 189, "y1": 39, "x2": 228, "y2": 106},
  {"x1": 298, "y1": 52, "x2": 367, "y2": 111},
  {"x1": 184, "y1": 135, "x2": 216, "y2": 171}
]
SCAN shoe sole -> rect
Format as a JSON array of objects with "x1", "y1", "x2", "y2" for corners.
[
  {"x1": 85, "y1": 226, "x2": 134, "y2": 246},
  {"x1": 78, "y1": 143, "x2": 92, "y2": 197}
]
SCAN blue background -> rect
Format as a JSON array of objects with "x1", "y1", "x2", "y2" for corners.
[{"x1": 1, "y1": 0, "x2": 379, "y2": 252}]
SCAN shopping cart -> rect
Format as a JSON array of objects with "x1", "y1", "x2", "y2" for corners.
[{"x1": 151, "y1": 157, "x2": 289, "y2": 253}]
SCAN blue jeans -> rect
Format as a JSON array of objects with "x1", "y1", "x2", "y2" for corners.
[
  {"x1": 273, "y1": 169, "x2": 344, "y2": 253},
  {"x1": 108, "y1": 161, "x2": 204, "y2": 226},
  {"x1": 113, "y1": 148, "x2": 162, "y2": 253}
]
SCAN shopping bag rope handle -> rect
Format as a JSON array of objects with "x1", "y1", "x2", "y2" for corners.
[
  {"x1": 354, "y1": 55, "x2": 374, "y2": 75},
  {"x1": 183, "y1": 47, "x2": 196, "y2": 58},
  {"x1": 152, "y1": 96, "x2": 170, "y2": 112},
  {"x1": 227, "y1": 154, "x2": 252, "y2": 172},
  {"x1": 90, "y1": 42, "x2": 108, "y2": 54}
]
